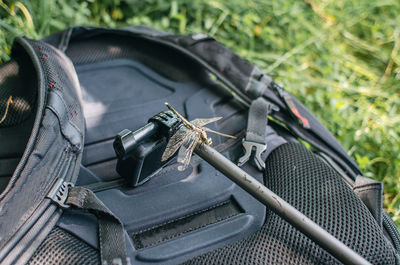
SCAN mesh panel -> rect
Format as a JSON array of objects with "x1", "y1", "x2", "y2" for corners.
[
  {"x1": 65, "y1": 34, "x2": 206, "y2": 83},
  {"x1": 185, "y1": 143, "x2": 396, "y2": 265},
  {"x1": 0, "y1": 54, "x2": 37, "y2": 128},
  {"x1": 28, "y1": 227, "x2": 99, "y2": 265},
  {"x1": 0, "y1": 42, "x2": 38, "y2": 189}
]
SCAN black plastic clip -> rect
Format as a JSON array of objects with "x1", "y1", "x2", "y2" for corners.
[
  {"x1": 237, "y1": 98, "x2": 277, "y2": 171},
  {"x1": 238, "y1": 140, "x2": 267, "y2": 170},
  {"x1": 47, "y1": 179, "x2": 74, "y2": 208},
  {"x1": 114, "y1": 110, "x2": 182, "y2": 187}
]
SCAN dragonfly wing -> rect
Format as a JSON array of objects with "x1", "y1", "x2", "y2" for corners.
[
  {"x1": 177, "y1": 133, "x2": 199, "y2": 171},
  {"x1": 190, "y1": 117, "x2": 222, "y2": 128},
  {"x1": 161, "y1": 126, "x2": 192, "y2": 161},
  {"x1": 202, "y1": 127, "x2": 236, "y2": 139}
]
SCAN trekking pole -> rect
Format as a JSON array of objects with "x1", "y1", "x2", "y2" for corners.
[
  {"x1": 115, "y1": 109, "x2": 371, "y2": 265},
  {"x1": 194, "y1": 144, "x2": 371, "y2": 265}
]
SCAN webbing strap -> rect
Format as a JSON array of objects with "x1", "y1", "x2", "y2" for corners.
[
  {"x1": 245, "y1": 97, "x2": 271, "y2": 144},
  {"x1": 238, "y1": 98, "x2": 276, "y2": 170},
  {"x1": 66, "y1": 187, "x2": 130, "y2": 265}
]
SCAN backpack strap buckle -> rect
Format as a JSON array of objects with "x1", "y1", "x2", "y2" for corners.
[
  {"x1": 46, "y1": 178, "x2": 74, "y2": 208},
  {"x1": 237, "y1": 98, "x2": 277, "y2": 171},
  {"x1": 238, "y1": 140, "x2": 267, "y2": 170}
]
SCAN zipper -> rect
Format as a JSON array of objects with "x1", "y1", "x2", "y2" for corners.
[
  {"x1": 0, "y1": 149, "x2": 75, "y2": 263},
  {"x1": 383, "y1": 211, "x2": 400, "y2": 253},
  {"x1": 272, "y1": 82, "x2": 310, "y2": 129},
  {"x1": 44, "y1": 150, "x2": 75, "y2": 207}
]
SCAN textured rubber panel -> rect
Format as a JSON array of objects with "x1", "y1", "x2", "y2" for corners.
[
  {"x1": 67, "y1": 36, "x2": 212, "y2": 181},
  {"x1": 28, "y1": 227, "x2": 99, "y2": 265},
  {"x1": 184, "y1": 142, "x2": 396, "y2": 265}
]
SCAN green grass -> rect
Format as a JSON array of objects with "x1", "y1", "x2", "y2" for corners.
[{"x1": 1, "y1": 0, "x2": 399, "y2": 227}]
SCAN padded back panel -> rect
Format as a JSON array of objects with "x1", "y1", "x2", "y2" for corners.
[
  {"x1": 57, "y1": 33, "x2": 268, "y2": 264},
  {"x1": 65, "y1": 34, "x2": 232, "y2": 181},
  {"x1": 30, "y1": 143, "x2": 397, "y2": 264}
]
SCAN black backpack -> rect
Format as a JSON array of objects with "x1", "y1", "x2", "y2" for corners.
[{"x1": 0, "y1": 26, "x2": 399, "y2": 265}]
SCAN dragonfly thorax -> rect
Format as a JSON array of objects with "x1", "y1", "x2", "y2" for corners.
[
  {"x1": 162, "y1": 103, "x2": 235, "y2": 171},
  {"x1": 200, "y1": 130, "x2": 212, "y2": 145}
]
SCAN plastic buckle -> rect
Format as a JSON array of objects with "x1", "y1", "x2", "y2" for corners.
[
  {"x1": 47, "y1": 179, "x2": 74, "y2": 208},
  {"x1": 237, "y1": 140, "x2": 267, "y2": 171}
]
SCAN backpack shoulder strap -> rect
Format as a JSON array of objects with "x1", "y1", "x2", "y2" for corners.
[{"x1": 0, "y1": 36, "x2": 84, "y2": 264}]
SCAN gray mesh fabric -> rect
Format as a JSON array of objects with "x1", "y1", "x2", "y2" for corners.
[
  {"x1": 185, "y1": 142, "x2": 396, "y2": 264},
  {"x1": 28, "y1": 227, "x2": 99, "y2": 265},
  {"x1": 65, "y1": 35, "x2": 206, "y2": 83},
  {"x1": 0, "y1": 53, "x2": 37, "y2": 128}
]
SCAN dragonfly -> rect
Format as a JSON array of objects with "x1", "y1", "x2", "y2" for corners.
[{"x1": 161, "y1": 102, "x2": 236, "y2": 171}]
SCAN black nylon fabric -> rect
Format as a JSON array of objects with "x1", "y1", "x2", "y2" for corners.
[
  {"x1": 162, "y1": 34, "x2": 254, "y2": 95},
  {"x1": 31, "y1": 39, "x2": 84, "y2": 147},
  {"x1": 0, "y1": 37, "x2": 84, "y2": 258},
  {"x1": 185, "y1": 143, "x2": 396, "y2": 265}
]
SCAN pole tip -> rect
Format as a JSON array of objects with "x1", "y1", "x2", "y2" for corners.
[{"x1": 165, "y1": 102, "x2": 173, "y2": 111}]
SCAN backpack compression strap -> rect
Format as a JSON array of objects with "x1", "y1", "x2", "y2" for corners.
[
  {"x1": 238, "y1": 97, "x2": 277, "y2": 171},
  {"x1": 66, "y1": 186, "x2": 130, "y2": 265}
]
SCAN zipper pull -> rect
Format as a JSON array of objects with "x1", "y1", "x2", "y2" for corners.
[
  {"x1": 273, "y1": 82, "x2": 311, "y2": 129},
  {"x1": 46, "y1": 178, "x2": 74, "y2": 208}
]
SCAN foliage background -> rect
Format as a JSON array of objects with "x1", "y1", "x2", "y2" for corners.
[{"x1": 1, "y1": 0, "x2": 399, "y2": 226}]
